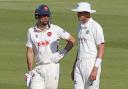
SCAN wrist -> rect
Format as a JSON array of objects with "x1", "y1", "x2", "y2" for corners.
[
  {"x1": 94, "y1": 58, "x2": 102, "y2": 68},
  {"x1": 27, "y1": 70, "x2": 32, "y2": 75},
  {"x1": 28, "y1": 71, "x2": 31, "y2": 73}
]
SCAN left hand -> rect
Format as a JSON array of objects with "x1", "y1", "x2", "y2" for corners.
[{"x1": 89, "y1": 67, "x2": 98, "y2": 81}]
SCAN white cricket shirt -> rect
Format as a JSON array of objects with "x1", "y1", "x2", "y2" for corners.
[
  {"x1": 77, "y1": 18, "x2": 105, "y2": 58},
  {"x1": 26, "y1": 24, "x2": 70, "y2": 65}
]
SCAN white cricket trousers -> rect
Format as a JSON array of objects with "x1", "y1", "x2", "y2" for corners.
[
  {"x1": 29, "y1": 63, "x2": 59, "y2": 89},
  {"x1": 74, "y1": 57, "x2": 101, "y2": 89}
]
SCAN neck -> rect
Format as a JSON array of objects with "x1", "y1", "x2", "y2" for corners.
[
  {"x1": 81, "y1": 18, "x2": 90, "y2": 24},
  {"x1": 37, "y1": 23, "x2": 48, "y2": 31}
]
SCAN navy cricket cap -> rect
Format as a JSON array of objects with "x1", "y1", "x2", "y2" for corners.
[{"x1": 35, "y1": 4, "x2": 51, "y2": 18}]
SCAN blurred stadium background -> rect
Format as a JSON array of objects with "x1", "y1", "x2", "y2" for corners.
[{"x1": 0, "y1": 0, "x2": 128, "y2": 89}]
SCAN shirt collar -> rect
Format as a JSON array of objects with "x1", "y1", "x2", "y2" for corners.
[
  {"x1": 80, "y1": 18, "x2": 93, "y2": 29},
  {"x1": 34, "y1": 25, "x2": 49, "y2": 32}
]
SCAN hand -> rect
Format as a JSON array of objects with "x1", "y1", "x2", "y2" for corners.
[
  {"x1": 24, "y1": 71, "x2": 32, "y2": 87},
  {"x1": 50, "y1": 49, "x2": 67, "y2": 63},
  {"x1": 50, "y1": 52, "x2": 64, "y2": 63},
  {"x1": 89, "y1": 67, "x2": 98, "y2": 81},
  {"x1": 88, "y1": 78, "x2": 94, "y2": 86}
]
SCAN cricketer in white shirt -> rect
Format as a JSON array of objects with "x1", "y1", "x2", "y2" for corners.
[
  {"x1": 26, "y1": 24, "x2": 71, "y2": 65},
  {"x1": 25, "y1": 4, "x2": 75, "y2": 89},
  {"x1": 26, "y1": 24, "x2": 75, "y2": 89},
  {"x1": 77, "y1": 18, "x2": 104, "y2": 58},
  {"x1": 71, "y1": 2, "x2": 105, "y2": 89}
]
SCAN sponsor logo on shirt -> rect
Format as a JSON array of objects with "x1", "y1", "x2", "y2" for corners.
[{"x1": 37, "y1": 40, "x2": 50, "y2": 46}]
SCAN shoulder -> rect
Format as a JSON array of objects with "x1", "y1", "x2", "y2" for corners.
[
  {"x1": 27, "y1": 27, "x2": 35, "y2": 33},
  {"x1": 50, "y1": 24, "x2": 64, "y2": 31},
  {"x1": 90, "y1": 18, "x2": 102, "y2": 29}
]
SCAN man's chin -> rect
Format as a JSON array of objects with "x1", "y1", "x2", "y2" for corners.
[{"x1": 42, "y1": 22, "x2": 49, "y2": 26}]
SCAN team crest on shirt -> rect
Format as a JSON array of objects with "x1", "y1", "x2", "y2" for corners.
[
  {"x1": 47, "y1": 32, "x2": 52, "y2": 37},
  {"x1": 86, "y1": 30, "x2": 89, "y2": 34},
  {"x1": 83, "y1": 27, "x2": 87, "y2": 29},
  {"x1": 35, "y1": 34, "x2": 38, "y2": 38}
]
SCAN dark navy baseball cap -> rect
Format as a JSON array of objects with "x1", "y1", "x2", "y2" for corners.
[{"x1": 35, "y1": 4, "x2": 51, "y2": 18}]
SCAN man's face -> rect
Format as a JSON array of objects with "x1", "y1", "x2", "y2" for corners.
[
  {"x1": 38, "y1": 14, "x2": 50, "y2": 26},
  {"x1": 77, "y1": 12, "x2": 90, "y2": 22}
]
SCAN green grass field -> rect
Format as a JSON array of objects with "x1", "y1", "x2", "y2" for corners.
[{"x1": 0, "y1": 0, "x2": 128, "y2": 89}]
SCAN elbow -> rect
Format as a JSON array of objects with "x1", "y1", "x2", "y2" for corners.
[
  {"x1": 72, "y1": 37, "x2": 76, "y2": 45},
  {"x1": 70, "y1": 36, "x2": 76, "y2": 45}
]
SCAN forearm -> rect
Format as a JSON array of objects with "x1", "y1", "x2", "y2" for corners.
[
  {"x1": 64, "y1": 41, "x2": 74, "y2": 52},
  {"x1": 97, "y1": 43, "x2": 105, "y2": 59},
  {"x1": 94, "y1": 43, "x2": 105, "y2": 68},
  {"x1": 64, "y1": 35, "x2": 75, "y2": 52},
  {"x1": 27, "y1": 55, "x2": 33, "y2": 71},
  {"x1": 26, "y1": 47, "x2": 33, "y2": 71}
]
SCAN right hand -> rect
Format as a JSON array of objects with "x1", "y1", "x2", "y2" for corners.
[{"x1": 24, "y1": 71, "x2": 32, "y2": 87}]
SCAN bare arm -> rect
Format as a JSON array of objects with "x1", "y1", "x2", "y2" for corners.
[
  {"x1": 90, "y1": 43, "x2": 105, "y2": 80},
  {"x1": 26, "y1": 47, "x2": 34, "y2": 71},
  {"x1": 50, "y1": 35, "x2": 75, "y2": 63},
  {"x1": 97, "y1": 43, "x2": 105, "y2": 59},
  {"x1": 64, "y1": 35, "x2": 75, "y2": 52}
]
